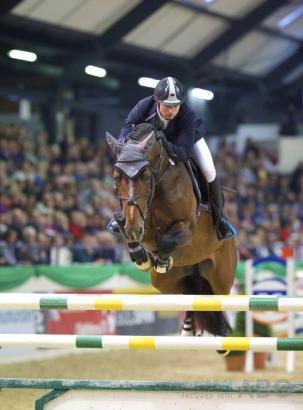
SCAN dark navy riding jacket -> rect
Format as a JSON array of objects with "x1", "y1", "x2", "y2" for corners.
[{"x1": 118, "y1": 96, "x2": 205, "y2": 162}]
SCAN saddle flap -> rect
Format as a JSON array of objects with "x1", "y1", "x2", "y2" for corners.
[{"x1": 185, "y1": 160, "x2": 210, "y2": 208}]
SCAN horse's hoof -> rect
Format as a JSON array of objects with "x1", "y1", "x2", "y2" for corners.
[
  {"x1": 216, "y1": 349, "x2": 230, "y2": 357},
  {"x1": 180, "y1": 318, "x2": 195, "y2": 336},
  {"x1": 154, "y1": 256, "x2": 173, "y2": 274},
  {"x1": 135, "y1": 256, "x2": 152, "y2": 272}
]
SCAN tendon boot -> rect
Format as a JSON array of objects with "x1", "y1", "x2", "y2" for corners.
[
  {"x1": 154, "y1": 256, "x2": 173, "y2": 274},
  {"x1": 208, "y1": 178, "x2": 237, "y2": 241}
]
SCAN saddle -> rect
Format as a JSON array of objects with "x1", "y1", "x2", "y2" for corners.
[{"x1": 185, "y1": 160, "x2": 210, "y2": 211}]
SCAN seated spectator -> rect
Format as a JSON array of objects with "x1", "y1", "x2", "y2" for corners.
[
  {"x1": 16, "y1": 226, "x2": 40, "y2": 265},
  {"x1": 69, "y1": 211, "x2": 87, "y2": 241},
  {"x1": 50, "y1": 235, "x2": 72, "y2": 266},
  {"x1": 95, "y1": 231, "x2": 117, "y2": 263},
  {"x1": 72, "y1": 234, "x2": 101, "y2": 263},
  {"x1": 0, "y1": 228, "x2": 18, "y2": 265},
  {"x1": 37, "y1": 232, "x2": 51, "y2": 264}
]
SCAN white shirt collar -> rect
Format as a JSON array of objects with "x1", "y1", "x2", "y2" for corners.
[{"x1": 156, "y1": 105, "x2": 169, "y2": 129}]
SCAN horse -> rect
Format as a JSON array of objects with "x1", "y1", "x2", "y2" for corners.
[{"x1": 106, "y1": 123, "x2": 237, "y2": 337}]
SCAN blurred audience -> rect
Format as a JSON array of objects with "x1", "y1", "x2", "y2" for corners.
[
  {"x1": 0, "y1": 123, "x2": 302, "y2": 266},
  {"x1": 216, "y1": 138, "x2": 303, "y2": 260},
  {"x1": 0, "y1": 124, "x2": 117, "y2": 266}
]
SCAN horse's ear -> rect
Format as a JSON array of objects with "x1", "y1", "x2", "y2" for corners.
[
  {"x1": 139, "y1": 131, "x2": 155, "y2": 153},
  {"x1": 106, "y1": 132, "x2": 122, "y2": 155}
]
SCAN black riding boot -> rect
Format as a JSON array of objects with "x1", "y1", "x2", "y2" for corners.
[{"x1": 208, "y1": 178, "x2": 237, "y2": 241}]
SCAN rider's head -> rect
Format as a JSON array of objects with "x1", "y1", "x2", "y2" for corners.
[{"x1": 154, "y1": 77, "x2": 185, "y2": 120}]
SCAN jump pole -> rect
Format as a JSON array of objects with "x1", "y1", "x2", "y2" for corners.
[
  {"x1": 0, "y1": 335, "x2": 303, "y2": 351},
  {"x1": 0, "y1": 293, "x2": 303, "y2": 311}
]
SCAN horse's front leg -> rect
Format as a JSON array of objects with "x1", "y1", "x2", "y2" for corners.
[
  {"x1": 127, "y1": 241, "x2": 153, "y2": 272},
  {"x1": 155, "y1": 220, "x2": 194, "y2": 273}
]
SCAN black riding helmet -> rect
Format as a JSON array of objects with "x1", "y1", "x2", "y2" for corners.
[{"x1": 154, "y1": 77, "x2": 185, "y2": 105}]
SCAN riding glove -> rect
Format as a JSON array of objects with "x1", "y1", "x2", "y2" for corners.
[
  {"x1": 155, "y1": 130, "x2": 167, "y2": 145},
  {"x1": 166, "y1": 142, "x2": 179, "y2": 163}
]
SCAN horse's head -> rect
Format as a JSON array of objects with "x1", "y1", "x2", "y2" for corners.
[{"x1": 107, "y1": 123, "x2": 163, "y2": 242}]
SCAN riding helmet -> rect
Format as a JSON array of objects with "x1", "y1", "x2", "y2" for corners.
[{"x1": 154, "y1": 77, "x2": 185, "y2": 105}]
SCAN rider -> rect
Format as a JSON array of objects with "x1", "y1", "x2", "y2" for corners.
[{"x1": 108, "y1": 76, "x2": 236, "y2": 241}]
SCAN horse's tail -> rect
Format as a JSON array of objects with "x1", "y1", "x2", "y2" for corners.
[{"x1": 192, "y1": 272, "x2": 232, "y2": 337}]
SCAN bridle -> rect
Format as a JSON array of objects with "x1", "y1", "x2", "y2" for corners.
[{"x1": 114, "y1": 135, "x2": 167, "y2": 225}]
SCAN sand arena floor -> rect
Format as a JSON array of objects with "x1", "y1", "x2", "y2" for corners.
[{"x1": 0, "y1": 350, "x2": 302, "y2": 409}]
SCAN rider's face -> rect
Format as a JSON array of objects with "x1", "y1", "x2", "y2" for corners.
[{"x1": 158, "y1": 102, "x2": 181, "y2": 120}]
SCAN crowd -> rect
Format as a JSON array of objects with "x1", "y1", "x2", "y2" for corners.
[
  {"x1": 0, "y1": 124, "x2": 123, "y2": 266},
  {"x1": 0, "y1": 123, "x2": 302, "y2": 266},
  {"x1": 216, "y1": 139, "x2": 303, "y2": 260}
]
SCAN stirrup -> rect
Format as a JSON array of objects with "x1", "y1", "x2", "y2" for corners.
[{"x1": 106, "y1": 218, "x2": 123, "y2": 238}]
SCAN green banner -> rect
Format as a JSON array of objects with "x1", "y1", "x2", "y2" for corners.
[{"x1": 0, "y1": 261, "x2": 302, "y2": 291}]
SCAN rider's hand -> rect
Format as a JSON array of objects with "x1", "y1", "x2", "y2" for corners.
[
  {"x1": 166, "y1": 142, "x2": 178, "y2": 163},
  {"x1": 155, "y1": 130, "x2": 167, "y2": 145}
]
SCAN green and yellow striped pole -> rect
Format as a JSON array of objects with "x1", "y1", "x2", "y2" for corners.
[
  {"x1": 0, "y1": 335, "x2": 302, "y2": 351},
  {"x1": 0, "y1": 294, "x2": 303, "y2": 311}
]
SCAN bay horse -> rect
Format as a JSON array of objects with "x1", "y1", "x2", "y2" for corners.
[{"x1": 106, "y1": 123, "x2": 237, "y2": 337}]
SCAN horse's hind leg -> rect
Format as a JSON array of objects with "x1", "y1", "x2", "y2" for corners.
[
  {"x1": 192, "y1": 239, "x2": 237, "y2": 336},
  {"x1": 180, "y1": 311, "x2": 196, "y2": 336},
  {"x1": 204, "y1": 238, "x2": 237, "y2": 295},
  {"x1": 151, "y1": 267, "x2": 198, "y2": 336},
  {"x1": 190, "y1": 271, "x2": 232, "y2": 336}
]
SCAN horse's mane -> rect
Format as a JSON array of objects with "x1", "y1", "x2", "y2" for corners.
[{"x1": 126, "y1": 123, "x2": 154, "y2": 143}]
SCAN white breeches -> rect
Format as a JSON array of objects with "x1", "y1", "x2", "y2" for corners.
[{"x1": 192, "y1": 138, "x2": 216, "y2": 183}]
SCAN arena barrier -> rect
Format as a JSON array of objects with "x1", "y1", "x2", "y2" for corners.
[
  {"x1": 1, "y1": 378, "x2": 303, "y2": 410},
  {"x1": 1, "y1": 293, "x2": 303, "y2": 311},
  {"x1": 1, "y1": 293, "x2": 303, "y2": 409}
]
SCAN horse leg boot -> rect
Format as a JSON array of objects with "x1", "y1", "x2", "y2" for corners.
[
  {"x1": 180, "y1": 311, "x2": 196, "y2": 336},
  {"x1": 208, "y1": 177, "x2": 237, "y2": 240},
  {"x1": 128, "y1": 242, "x2": 152, "y2": 272}
]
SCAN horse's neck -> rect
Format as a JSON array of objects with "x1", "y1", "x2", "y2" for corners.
[{"x1": 154, "y1": 162, "x2": 195, "y2": 209}]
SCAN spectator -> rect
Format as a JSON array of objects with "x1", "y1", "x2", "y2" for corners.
[
  {"x1": 72, "y1": 234, "x2": 100, "y2": 263},
  {"x1": 0, "y1": 123, "x2": 301, "y2": 265},
  {"x1": 95, "y1": 231, "x2": 118, "y2": 263},
  {"x1": 0, "y1": 229, "x2": 18, "y2": 265},
  {"x1": 50, "y1": 235, "x2": 72, "y2": 266},
  {"x1": 16, "y1": 226, "x2": 40, "y2": 265}
]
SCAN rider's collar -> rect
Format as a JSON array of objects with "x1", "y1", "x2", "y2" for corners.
[{"x1": 156, "y1": 106, "x2": 169, "y2": 129}]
